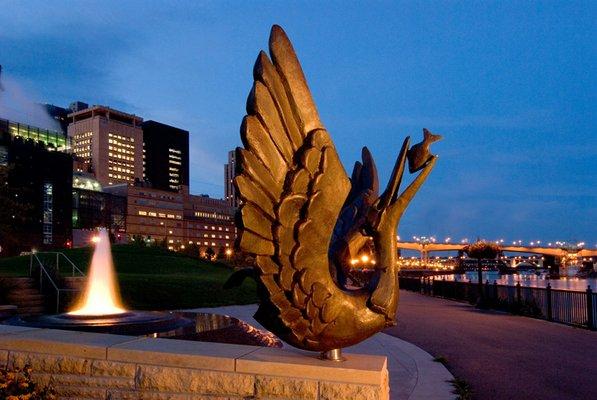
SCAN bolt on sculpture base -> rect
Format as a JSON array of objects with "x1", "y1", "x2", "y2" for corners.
[{"x1": 228, "y1": 25, "x2": 441, "y2": 357}]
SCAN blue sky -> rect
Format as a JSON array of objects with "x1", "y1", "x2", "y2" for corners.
[{"x1": 0, "y1": 1, "x2": 595, "y2": 244}]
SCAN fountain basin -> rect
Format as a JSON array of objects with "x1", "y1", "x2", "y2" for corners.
[
  {"x1": 11, "y1": 311, "x2": 282, "y2": 347},
  {"x1": 16, "y1": 311, "x2": 188, "y2": 336}
]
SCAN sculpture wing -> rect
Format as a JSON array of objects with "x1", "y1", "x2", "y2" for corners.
[{"x1": 235, "y1": 25, "x2": 352, "y2": 347}]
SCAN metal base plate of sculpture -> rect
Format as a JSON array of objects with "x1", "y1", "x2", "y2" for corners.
[{"x1": 230, "y1": 25, "x2": 440, "y2": 358}]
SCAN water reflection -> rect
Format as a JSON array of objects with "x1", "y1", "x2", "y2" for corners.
[{"x1": 445, "y1": 271, "x2": 596, "y2": 292}]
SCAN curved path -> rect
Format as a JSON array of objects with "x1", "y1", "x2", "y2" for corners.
[{"x1": 386, "y1": 291, "x2": 597, "y2": 400}]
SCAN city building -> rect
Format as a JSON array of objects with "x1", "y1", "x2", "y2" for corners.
[
  {"x1": 72, "y1": 173, "x2": 126, "y2": 246},
  {"x1": 1, "y1": 76, "x2": 237, "y2": 253},
  {"x1": 104, "y1": 184, "x2": 185, "y2": 248},
  {"x1": 0, "y1": 120, "x2": 73, "y2": 253},
  {"x1": 142, "y1": 120, "x2": 189, "y2": 192},
  {"x1": 183, "y1": 193, "x2": 235, "y2": 252},
  {"x1": 67, "y1": 105, "x2": 144, "y2": 187},
  {"x1": 44, "y1": 104, "x2": 70, "y2": 134},
  {"x1": 0, "y1": 117, "x2": 70, "y2": 152},
  {"x1": 224, "y1": 150, "x2": 238, "y2": 207},
  {"x1": 104, "y1": 183, "x2": 235, "y2": 252}
]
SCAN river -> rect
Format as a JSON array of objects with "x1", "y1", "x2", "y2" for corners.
[{"x1": 443, "y1": 270, "x2": 597, "y2": 292}]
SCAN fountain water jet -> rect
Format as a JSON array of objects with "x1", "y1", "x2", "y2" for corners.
[{"x1": 69, "y1": 229, "x2": 126, "y2": 316}]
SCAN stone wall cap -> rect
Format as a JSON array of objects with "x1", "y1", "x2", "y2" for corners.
[
  {"x1": 236, "y1": 347, "x2": 388, "y2": 385},
  {"x1": 0, "y1": 324, "x2": 40, "y2": 336},
  {"x1": 0, "y1": 328, "x2": 141, "y2": 359},
  {"x1": 108, "y1": 337, "x2": 260, "y2": 372}
]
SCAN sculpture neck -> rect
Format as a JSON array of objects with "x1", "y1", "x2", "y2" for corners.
[{"x1": 369, "y1": 226, "x2": 399, "y2": 322}]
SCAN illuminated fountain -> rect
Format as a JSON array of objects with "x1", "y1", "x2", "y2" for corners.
[
  {"x1": 69, "y1": 229, "x2": 125, "y2": 316},
  {"x1": 13, "y1": 229, "x2": 281, "y2": 346},
  {"x1": 17, "y1": 229, "x2": 185, "y2": 335}
]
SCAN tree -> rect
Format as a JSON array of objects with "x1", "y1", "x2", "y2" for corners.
[
  {"x1": 464, "y1": 240, "x2": 500, "y2": 307},
  {"x1": 204, "y1": 247, "x2": 215, "y2": 260}
]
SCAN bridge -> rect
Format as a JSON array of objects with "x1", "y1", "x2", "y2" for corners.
[{"x1": 396, "y1": 241, "x2": 597, "y2": 271}]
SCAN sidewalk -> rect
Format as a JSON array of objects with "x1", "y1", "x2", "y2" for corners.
[
  {"x1": 386, "y1": 290, "x2": 597, "y2": 400},
  {"x1": 189, "y1": 304, "x2": 454, "y2": 400}
]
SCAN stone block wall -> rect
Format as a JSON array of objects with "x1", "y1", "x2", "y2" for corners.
[{"x1": 0, "y1": 324, "x2": 389, "y2": 399}]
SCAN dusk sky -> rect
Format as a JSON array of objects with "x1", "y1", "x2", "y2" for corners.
[{"x1": 0, "y1": 1, "x2": 594, "y2": 244}]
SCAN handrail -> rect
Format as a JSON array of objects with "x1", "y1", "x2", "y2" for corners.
[
  {"x1": 29, "y1": 252, "x2": 84, "y2": 313},
  {"x1": 30, "y1": 251, "x2": 85, "y2": 277},
  {"x1": 32, "y1": 253, "x2": 60, "y2": 292},
  {"x1": 58, "y1": 253, "x2": 85, "y2": 276}
]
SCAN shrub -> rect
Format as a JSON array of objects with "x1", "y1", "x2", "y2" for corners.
[
  {"x1": 463, "y1": 241, "x2": 500, "y2": 260},
  {"x1": 0, "y1": 364, "x2": 56, "y2": 399}
]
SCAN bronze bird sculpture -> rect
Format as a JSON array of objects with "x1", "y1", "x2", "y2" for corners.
[{"x1": 232, "y1": 25, "x2": 440, "y2": 355}]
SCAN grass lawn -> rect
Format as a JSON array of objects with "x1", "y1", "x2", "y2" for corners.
[{"x1": 0, "y1": 245, "x2": 258, "y2": 310}]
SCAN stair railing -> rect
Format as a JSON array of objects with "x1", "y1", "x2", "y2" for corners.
[{"x1": 29, "y1": 252, "x2": 84, "y2": 313}]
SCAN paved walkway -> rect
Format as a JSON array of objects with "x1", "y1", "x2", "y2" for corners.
[
  {"x1": 191, "y1": 304, "x2": 454, "y2": 400},
  {"x1": 385, "y1": 291, "x2": 597, "y2": 400}
]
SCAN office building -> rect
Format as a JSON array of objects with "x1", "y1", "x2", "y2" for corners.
[
  {"x1": 67, "y1": 105, "x2": 144, "y2": 187},
  {"x1": 104, "y1": 184, "x2": 185, "y2": 248},
  {"x1": 0, "y1": 121, "x2": 72, "y2": 253},
  {"x1": 104, "y1": 183, "x2": 235, "y2": 252},
  {"x1": 44, "y1": 104, "x2": 70, "y2": 134},
  {"x1": 183, "y1": 193, "x2": 235, "y2": 251},
  {"x1": 0, "y1": 117, "x2": 70, "y2": 152},
  {"x1": 224, "y1": 150, "x2": 239, "y2": 207},
  {"x1": 142, "y1": 120, "x2": 189, "y2": 192},
  {"x1": 72, "y1": 173, "x2": 126, "y2": 246}
]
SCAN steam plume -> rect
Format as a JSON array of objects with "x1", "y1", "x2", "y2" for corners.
[{"x1": 0, "y1": 66, "x2": 61, "y2": 131}]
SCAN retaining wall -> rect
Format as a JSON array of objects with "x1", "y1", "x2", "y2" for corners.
[{"x1": 0, "y1": 324, "x2": 388, "y2": 399}]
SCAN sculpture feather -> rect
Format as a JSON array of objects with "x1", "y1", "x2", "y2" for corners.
[{"x1": 235, "y1": 25, "x2": 439, "y2": 352}]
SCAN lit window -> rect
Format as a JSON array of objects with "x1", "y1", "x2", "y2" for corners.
[{"x1": 138, "y1": 211, "x2": 147, "y2": 216}]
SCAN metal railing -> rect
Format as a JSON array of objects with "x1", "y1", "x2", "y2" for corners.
[
  {"x1": 28, "y1": 252, "x2": 85, "y2": 278},
  {"x1": 400, "y1": 276, "x2": 597, "y2": 330},
  {"x1": 29, "y1": 252, "x2": 84, "y2": 313}
]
